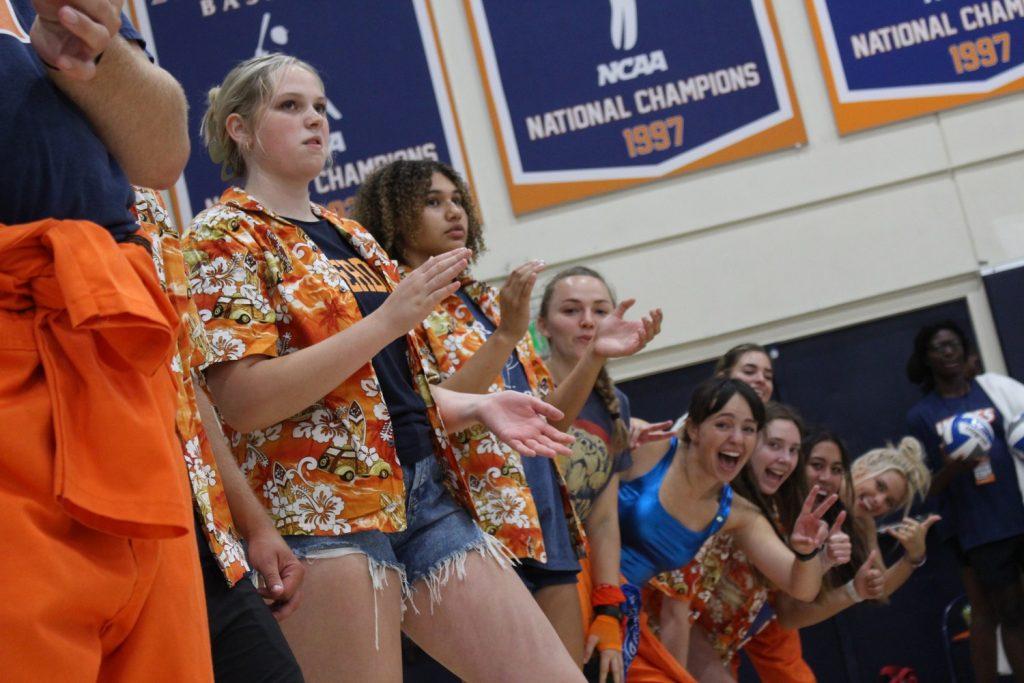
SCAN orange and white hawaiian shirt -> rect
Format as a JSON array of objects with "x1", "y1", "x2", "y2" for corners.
[
  {"x1": 183, "y1": 187, "x2": 476, "y2": 537},
  {"x1": 415, "y1": 276, "x2": 586, "y2": 561},
  {"x1": 131, "y1": 187, "x2": 249, "y2": 585},
  {"x1": 648, "y1": 533, "x2": 770, "y2": 663}
]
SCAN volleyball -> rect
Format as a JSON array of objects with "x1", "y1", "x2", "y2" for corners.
[
  {"x1": 941, "y1": 413, "x2": 994, "y2": 461},
  {"x1": 1008, "y1": 414, "x2": 1024, "y2": 463}
]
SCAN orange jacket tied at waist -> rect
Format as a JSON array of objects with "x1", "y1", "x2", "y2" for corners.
[{"x1": 0, "y1": 218, "x2": 191, "y2": 539}]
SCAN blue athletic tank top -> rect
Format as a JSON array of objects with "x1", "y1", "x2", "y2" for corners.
[{"x1": 618, "y1": 437, "x2": 733, "y2": 585}]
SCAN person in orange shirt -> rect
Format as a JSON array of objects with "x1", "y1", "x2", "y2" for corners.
[
  {"x1": 185, "y1": 53, "x2": 583, "y2": 682},
  {"x1": 0, "y1": 2, "x2": 210, "y2": 681}
]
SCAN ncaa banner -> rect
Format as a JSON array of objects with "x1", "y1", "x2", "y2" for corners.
[
  {"x1": 128, "y1": 0, "x2": 469, "y2": 224},
  {"x1": 806, "y1": 0, "x2": 1024, "y2": 135},
  {"x1": 465, "y1": 0, "x2": 805, "y2": 214}
]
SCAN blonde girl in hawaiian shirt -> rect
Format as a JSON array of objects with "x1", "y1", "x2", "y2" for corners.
[
  {"x1": 352, "y1": 160, "x2": 662, "y2": 680},
  {"x1": 184, "y1": 54, "x2": 584, "y2": 682}
]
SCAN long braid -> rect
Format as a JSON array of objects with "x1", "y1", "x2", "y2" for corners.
[{"x1": 594, "y1": 366, "x2": 629, "y2": 455}]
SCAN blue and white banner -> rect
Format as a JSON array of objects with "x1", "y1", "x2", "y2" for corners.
[
  {"x1": 130, "y1": 0, "x2": 467, "y2": 221},
  {"x1": 806, "y1": 0, "x2": 1024, "y2": 134},
  {"x1": 465, "y1": 0, "x2": 805, "y2": 213}
]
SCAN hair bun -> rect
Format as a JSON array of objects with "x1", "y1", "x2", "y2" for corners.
[
  {"x1": 207, "y1": 86, "x2": 221, "y2": 106},
  {"x1": 897, "y1": 436, "x2": 925, "y2": 463}
]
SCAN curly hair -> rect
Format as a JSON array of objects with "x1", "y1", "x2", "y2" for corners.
[{"x1": 352, "y1": 160, "x2": 484, "y2": 264}]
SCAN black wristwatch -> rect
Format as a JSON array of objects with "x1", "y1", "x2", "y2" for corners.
[{"x1": 594, "y1": 604, "x2": 622, "y2": 620}]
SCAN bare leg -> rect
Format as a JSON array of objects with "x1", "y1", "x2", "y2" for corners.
[
  {"x1": 964, "y1": 568, "x2": 998, "y2": 683},
  {"x1": 403, "y1": 552, "x2": 584, "y2": 681},
  {"x1": 686, "y1": 623, "x2": 734, "y2": 682},
  {"x1": 534, "y1": 582, "x2": 586, "y2": 666},
  {"x1": 280, "y1": 554, "x2": 404, "y2": 683}
]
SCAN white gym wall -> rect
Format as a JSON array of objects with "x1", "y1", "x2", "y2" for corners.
[{"x1": 428, "y1": 0, "x2": 1024, "y2": 381}]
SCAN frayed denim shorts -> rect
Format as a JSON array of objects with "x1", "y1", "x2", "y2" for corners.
[{"x1": 284, "y1": 456, "x2": 505, "y2": 591}]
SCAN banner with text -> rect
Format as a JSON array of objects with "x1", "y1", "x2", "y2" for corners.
[
  {"x1": 130, "y1": 0, "x2": 467, "y2": 223},
  {"x1": 465, "y1": 0, "x2": 805, "y2": 214},
  {"x1": 806, "y1": 0, "x2": 1024, "y2": 135}
]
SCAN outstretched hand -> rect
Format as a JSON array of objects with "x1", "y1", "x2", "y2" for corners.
[
  {"x1": 31, "y1": 0, "x2": 124, "y2": 80},
  {"x1": 789, "y1": 486, "x2": 838, "y2": 555},
  {"x1": 496, "y1": 260, "x2": 544, "y2": 342},
  {"x1": 477, "y1": 391, "x2": 574, "y2": 458},
  {"x1": 592, "y1": 299, "x2": 662, "y2": 359}
]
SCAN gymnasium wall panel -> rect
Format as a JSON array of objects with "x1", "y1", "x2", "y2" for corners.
[
  {"x1": 956, "y1": 155, "x2": 1024, "y2": 269},
  {"x1": 570, "y1": 176, "x2": 977, "y2": 358}
]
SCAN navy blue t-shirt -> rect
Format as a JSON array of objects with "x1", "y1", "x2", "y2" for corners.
[
  {"x1": 456, "y1": 290, "x2": 580, "y2": 571},
  {"x1": 294, "y1": 218, "x2": 435, "y2": 464},
  {"x1": 0, "y1": 2, "x2": 144, "y2": 240},
  {"x1": 907, "y1": 380, "x2": 1024, "y2": 550}
]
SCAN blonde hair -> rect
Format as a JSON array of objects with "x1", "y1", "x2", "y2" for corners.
[
  {"x1": 201, "y1": 53, "x2": 323, "y2": 181},
  {"x1": 852, "y1": 436, "x2": 931, "y2": 515}
]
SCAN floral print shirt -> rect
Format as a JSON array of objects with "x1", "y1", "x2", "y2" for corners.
[
  {"x1": 183, "y1": 188, "x2": 475, "y2": 536},
  {"x1": 131, "y1": 187, "x2": 249, "y2": 585},
  {"x1": 414, "y1": 276, "x2": 586, "y2": 561},
  {"x1": 649, "y1": 535, "x2": 771, "y2": 663}
]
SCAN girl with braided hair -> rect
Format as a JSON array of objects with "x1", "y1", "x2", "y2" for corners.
[
  {"x1": 353, "y1": 162, "x2": 661, "y2": 682},
  {"x1": 536, "y1": 266, "x2": 665, "y2": 681}
]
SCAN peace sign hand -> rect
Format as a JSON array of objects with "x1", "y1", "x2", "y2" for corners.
[{"x1": 789, "y1": 486, "x2": 838, "y2": 555}]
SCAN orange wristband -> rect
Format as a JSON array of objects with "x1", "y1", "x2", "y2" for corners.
[{"x1": 589, "y1": 613, "x2": 622, "y2": 652}]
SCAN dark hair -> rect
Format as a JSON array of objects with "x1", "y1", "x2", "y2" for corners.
[
  {"x1": 802, "y1": 428, "x2": 868, "y2": 587},
  {"x1": 683, "y1": 377, "x2": 766, "y2": 444},
  {"x1": 730, "y1": 402, "x2": 807, "y2": 543},
  {"x1": 538, "y1": 266, "x2": 627, "y2": 453},
  {"x1": 352, "y1": 159, "x2": 484, "y2": 264},
  {"x1": 714, "y1": 342, "x2": 770, "y2": 376},
  {"x1": 905, "y1": 320, "x2": 972, "y2": 392}
]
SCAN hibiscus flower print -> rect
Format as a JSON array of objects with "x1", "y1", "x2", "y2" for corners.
[
  {"x1": 209, "y1": 329, "x2": 246, "y2": 361},
  {"x1": 294, "y1": 484, "x2": 348, "y2": 534},
  {"x1": 480, "y1": 488, "x2": 530, "y2": 529},
  {"x1": 292, "y1": 408, "x2": 350, "y2": 447},
  {"x1": 193, "y1": 256, "x2": 244, "y2": 296}
]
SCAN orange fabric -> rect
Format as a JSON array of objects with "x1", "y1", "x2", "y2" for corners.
[
  {"x1": 743, "y1": 619, "x2": 816, "y2": 683},
  {"x1": 626, "y1": 611, "x2": 697, "y2": 683},
  {"x1": 593, "y1": 583, "x2": 627, "y2": 606},
  {"x1": 0, "y1": 303, "x2": 210, "y2": 680},
  {"x1": 0, "y1": 218, "x2": 189, "y2": 538},
  {"x1": 414, "y1": 275, "x2": 585, "y2": 560},
  {"x1": 590, "y1": 614, "x2": 623, "y2": 652},
  {"x1": 131, "y1": 188, "x2": 249, "y2": 585}
]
